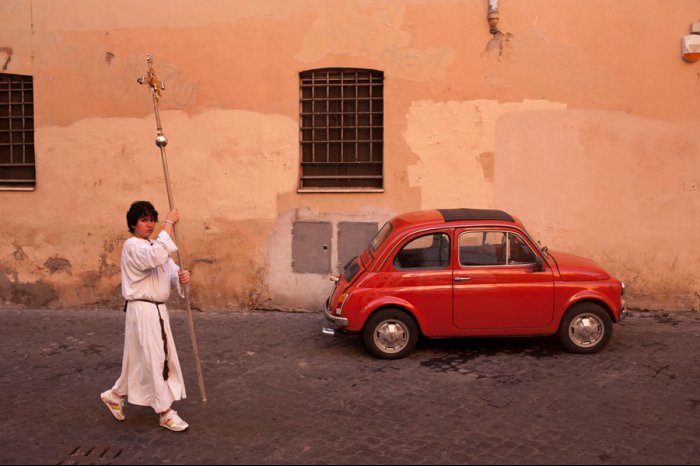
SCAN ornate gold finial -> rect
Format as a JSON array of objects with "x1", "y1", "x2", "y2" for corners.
[{"x1": 137, "y1": 53, "x2": 166, "y2": 103}]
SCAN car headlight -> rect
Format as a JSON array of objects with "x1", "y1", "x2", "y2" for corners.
[{"x1": 621, "y1": 281, "x2": 626, "y2": 296}]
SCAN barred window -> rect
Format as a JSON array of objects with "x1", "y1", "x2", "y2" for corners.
[
  {"x1": 0, "y1": 73, "x2": 35, "y2": 190},
  {"x1": 299, "y1": 68, "x2": 383, "y2": 191}
]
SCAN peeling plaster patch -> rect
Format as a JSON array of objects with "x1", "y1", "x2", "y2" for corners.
[
  {"x1": 173, "y1": 218, "x2": 273, "y2": 311},
  {"x1": 479, "y1": 152, "x2": 495, "y2": 181},
  {"x1": 12, "y1": 242, "x2": 28, "y2": 261},
  {"x1": 105, "y1": 51, "x2": 115, "y2": 64},
  {"x1": 493, "y1": 109, "x2": 700, "y2": 311},
  {"x1": 403, "y1": 99, "x2": 566, "y2": 210},
  {"x1": 126, "y1": 109, "x2": 298, "y2": 222},
  {"x1": 0, "y1": 267, "x2": 58, "y2": 308},
  {"x1": 29, "y1": 3, "x2": 304, "y2": 31},
  {"x1": 80, "y1": 270, "x2": 101, "y2": 288},
  {"x1": 8, "y1": 282, "x2": 58, "y2": 307},
  {"x1": 98, "y1": 236, "x2": 123, "y2": 277},
  {"x1": 39, "y1": 108, "x2": 294, "y2": 224},
  {"x1": 485, "y1": 32, "x2": 513, "y2": 59},
  {"x1": 44, "y1": 257, "x2": 72, "y2": 274},
  {"x1": 297, "y1": 3, "x2": 453, "y2": 80}
]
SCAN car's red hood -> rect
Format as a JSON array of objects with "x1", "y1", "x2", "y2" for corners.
[{"x1": 548, "y1": 250, "x2": 611, "y2": 281}]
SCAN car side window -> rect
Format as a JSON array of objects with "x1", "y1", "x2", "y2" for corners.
[
  {"x1": 508, "y1": 233, "x2": 536, "y2": 265},
  {"x1": 394, "y1": 233, "x2": 451, "y2": 270},
  {"x1": 459, "y1": 231, "x2": 506, "y2": 266}
]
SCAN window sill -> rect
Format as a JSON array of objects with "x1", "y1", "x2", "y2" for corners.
[
  {"x1": 297, "y1": 188, "x2": 384, "y2": 194},
  {"x1": 0, "y1": 187, "x2": 36, "y2": 192}
]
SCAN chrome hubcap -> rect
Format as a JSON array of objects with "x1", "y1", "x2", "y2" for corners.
[
  {"x1": 374, "y1": 320, "x2": 409, "y2": 354},
  {"x1": 569, "y1": 313, "x2": 604, "y2": 348}
]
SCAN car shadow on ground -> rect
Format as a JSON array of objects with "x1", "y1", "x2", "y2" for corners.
[
  {"x1": 413, "y1": 336, "x2": 567, "y2": 375},
  {"x1": 418, "y1": 334, "x2": 563, "y2": 355},
  {"x1": 328, "y1": 328, "x2": 566, "y2": 361}
]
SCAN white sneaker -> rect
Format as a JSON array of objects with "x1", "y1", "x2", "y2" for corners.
[
  {"x1": 159, "y1": 410, "x2": 189, "y2": 432},
  {"x1": 100, "y1": 390, "x2": 125, "y2": 421}
]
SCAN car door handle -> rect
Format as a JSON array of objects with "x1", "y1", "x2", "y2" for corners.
[{"x1": 454, "y1": 277, "x2": 472, "y2": 282}]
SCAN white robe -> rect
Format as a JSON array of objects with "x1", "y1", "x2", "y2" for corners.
[{"x1": 111, "y1": 230, "x2": 187, "y2": 413}]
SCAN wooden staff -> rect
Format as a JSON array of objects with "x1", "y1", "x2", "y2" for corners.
[{"x1": 137, "y1": 54, "x2": 207, "y2": 403}]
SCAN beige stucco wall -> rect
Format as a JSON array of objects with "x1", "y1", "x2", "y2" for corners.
[{"x1": 0, "y1": 0, "x2": 698, "y2": 312}]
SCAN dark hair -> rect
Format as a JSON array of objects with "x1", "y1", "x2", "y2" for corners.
[{"x1": 126, "y1": 201, "x2": 159, "y2": 233}]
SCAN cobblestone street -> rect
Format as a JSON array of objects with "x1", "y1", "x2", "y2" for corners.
[{"x1": 1, "y1": 308, "x2": 698, "y2": 464}]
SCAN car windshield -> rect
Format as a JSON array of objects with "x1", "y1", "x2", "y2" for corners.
[
  {"x1": 517, "y1": 225, "x2": 549, "y2": 258},
  {"x1": 369, "y1": 221, "x2": 393, "y2": 257}
]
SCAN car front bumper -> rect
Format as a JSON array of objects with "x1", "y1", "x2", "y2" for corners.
[
  {"x1": 620, "y1": 301, "x2": 628, "y2": 320},
  {"x1": 620, "y1": 282, "x2": 628, "y2": 320}
]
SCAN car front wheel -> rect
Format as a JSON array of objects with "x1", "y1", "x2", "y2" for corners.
[
  {"x1": 558, "y1": 303, "x2": 612, "y2": 354},
  {"x1": 362, "y1": 308, "x2": 418, "y2": 359}
]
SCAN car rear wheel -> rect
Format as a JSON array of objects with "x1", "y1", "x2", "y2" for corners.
[
  {"x1": 362, "y1": 309, "x2": 418, "y2": 359},
  {"x1": 558, "y1": 303, "x2": 612, "y2": 354}
]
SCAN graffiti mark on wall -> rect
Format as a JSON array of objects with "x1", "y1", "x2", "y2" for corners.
[
  {"x1": 106, "y1": 54, "x2": 199, "y2": 108},
  {"x1": 133, "y1": 55, "x2": 198, "y2": 107},
  {"x1": 0, "y1": 47, "x2": 12, "y2": 71},
  {"x1": 143, "y1": 60, "x2": 199, "y2": 108}
]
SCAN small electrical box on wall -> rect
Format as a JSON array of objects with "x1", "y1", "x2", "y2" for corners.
[{"x1": 681, "y1": 22, "x2": 700, "y2": 62}]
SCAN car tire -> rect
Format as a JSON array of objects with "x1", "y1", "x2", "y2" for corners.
[
  {"x1": 362, "y1": 308, "x2": 419, "y2": 359},
  {"x1": 558, "y1": 302, "x2": 612, "y2": 354}
]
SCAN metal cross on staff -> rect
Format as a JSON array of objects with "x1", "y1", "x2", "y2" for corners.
[{"x1": 137, "y1": 53, "x2": 207, "y2": 403}]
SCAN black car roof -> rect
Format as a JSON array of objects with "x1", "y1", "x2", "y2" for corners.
[{"x1": 437, "y1": 208, "x2": 514, "y2": 222}]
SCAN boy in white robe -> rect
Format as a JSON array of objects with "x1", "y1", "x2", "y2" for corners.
[{"x1": 101, "y1": 201, "x2": 191, "y2": 432}]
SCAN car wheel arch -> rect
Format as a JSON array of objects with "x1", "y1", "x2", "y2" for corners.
[
  {"x1": 362, "y1": 304, "x2": 423, "y2": 336},
  {"x1": 564, "y1": 297, "x2": 615, "y2": 323}
]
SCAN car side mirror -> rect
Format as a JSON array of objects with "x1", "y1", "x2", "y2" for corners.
[{"x1": 534, "y1": 256, "x2": 545, "y2": 272}]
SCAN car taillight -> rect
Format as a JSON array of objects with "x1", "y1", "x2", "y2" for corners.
[{"x1": 335, "y1": 293, "x2": 350, "y2": 316}]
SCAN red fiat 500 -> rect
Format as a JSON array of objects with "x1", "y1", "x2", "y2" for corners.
[{"x1": 323, "y1": 209, "x2": 627, "y2": 359}]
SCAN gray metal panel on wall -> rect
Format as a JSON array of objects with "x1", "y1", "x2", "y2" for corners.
[
  {"x1": 338, "y1": 221, "x2": 378, "y2": 269},
  {"x1": 292, "y1": 221, "x2": 332, "y2": 274}
]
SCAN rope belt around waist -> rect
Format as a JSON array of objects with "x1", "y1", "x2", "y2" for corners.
[{"x1": 123, "y1": 299, "x2": 169, "y2": 381}]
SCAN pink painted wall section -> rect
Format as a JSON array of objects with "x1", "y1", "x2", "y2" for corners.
[
  {"x1": 494, "y1": 109, "x2": 700, "y2": 311},
  {"x1": 0, "y1": 0, "x2": 698, "y2": 311}
]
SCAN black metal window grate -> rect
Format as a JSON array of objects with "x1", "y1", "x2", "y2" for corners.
[
  {"x1": 0, "y1": 73, "x2": 35, "y2": 190},
  {"x1": 299, "y1": 68, "x2": 383, "y2": 190}
]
